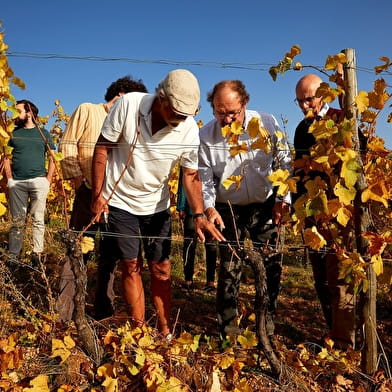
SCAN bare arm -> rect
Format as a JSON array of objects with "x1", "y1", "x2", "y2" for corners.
[
  {"x1": 3, "y1": 156, "x2": 12, "y2": 180},
  {"x1": 182, "y1": 167, "x2": 225, "y2": 243},
  {"x1": 46, "y1": 151, "x2": 56, "y2": 183},
  {"x1": 91, "y1": 134, "x2": 113, "y2": 221}
]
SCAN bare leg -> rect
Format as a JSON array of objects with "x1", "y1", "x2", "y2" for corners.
[
  {"x1": 149, "y1": 259, "x2": 171, "y2": 336},
  {"x1": 121, "y1": 257, "x2": 145, "y2": 327}
]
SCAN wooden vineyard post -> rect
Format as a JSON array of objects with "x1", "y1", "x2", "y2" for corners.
[{"x1": 342, "y1": 48, "x2": 377, "y2": 374}]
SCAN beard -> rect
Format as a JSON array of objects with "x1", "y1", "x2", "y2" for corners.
[{"x1": 14, "y1": 116, "x2": 28, "y2": 128}]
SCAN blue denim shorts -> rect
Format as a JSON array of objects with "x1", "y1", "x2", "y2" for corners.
[{"x1": 108, "y1": 206, "x2": 171, "y2": 262}]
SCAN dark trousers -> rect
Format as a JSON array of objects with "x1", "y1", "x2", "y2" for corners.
[
  {"x1": 309, "y1": 250, "x2": 355, "y2": 348},
  {"x1": 182, "y1": 214, "x2": 218, "y2": 283},
  {"x1": 94, "y1": 227, "x2": 120, "y2": 320},
  {"x1": 215, "y1": 198, "x2": 282, "y2": 332}
]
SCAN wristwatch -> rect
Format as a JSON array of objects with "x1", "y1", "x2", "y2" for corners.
[{"x1": 192, "y1": 213, "x2": 205, "y2": 220}]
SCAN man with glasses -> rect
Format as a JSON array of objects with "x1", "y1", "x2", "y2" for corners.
[
  {"x1": 198, "y1": 80, "x2": 291, "y2": 337},
  {"x1": 293, "y1": 73, "x2": 356, "y2": 349},
  {"x1": 91, "y1": 69, "x2": 225, "y2": 340}
]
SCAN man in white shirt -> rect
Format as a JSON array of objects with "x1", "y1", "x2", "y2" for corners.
[
  {"x1": 91, "y1": 69, "x2": 225, "y2": 339},
  {"x1": 198, "y1": 80, "x2": 291, "y2": 336}
]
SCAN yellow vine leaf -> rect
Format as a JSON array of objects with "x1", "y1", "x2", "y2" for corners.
[
  {"x1": 360, "y1": 109, "x2": 377, "y2": 123},
  {"x1": 368, "y1": 78, "x2": 389, "y2": 110},
  {"x1": 134, "y1": 347, "x2": 146, "y2": 367},
  {"x1": 218, "y1": 353, "x2": 236, "y2": 370},
  {"x1": 81, "y1": 236, "x2": 95, "y2": 254},
  {"x1": 221, "y1": 124, "x2": 232, "y2": 138},
  {"x1": 361, "y1": 181, "x2": 389, "y2": 208},
  {"x1": 287, "y1": 45, "x2": 301, "y2": 58},
  {"x1": 23, "y1": 374, "x2": 49, "y2": 392},
  {"x1": 341, "y1": 158, "x2": 360, "y2": 188},
  {"x1": 97, "y1": 363, "x2": 117, "y2": 392},
  {"x1": 228, "y1": 133, "x2": 239, "y2": 146},
  {"x1": 144, "y1": 362, "x2": 166, "y2": 388},
  {"x1": 237, "y1": 330, "x2": 258, "y2": 349},
  {"x1": 222, "y1": 175, "x2": 243, "y2": 190},
  {"x1": 58, "y1": 385, "x2": 73, "y2": 392},
  {"x1": 247, "y1": 117, "x2": 260, "y2": 138},
  {"x1": 305, "y1": 192, "x2": 329, "y2": 217},
  {"x1": 268, "y1": 169, "x2": 295, "y2": 196},
  {"x1": 101, "y1": 376, "x2": 118, "y2": 392},
  {"x1": 63, "y1": 335, "x2": 75, "y2": 349},
  {"x1": 246, "y1": 117, "x2": 263, "y2": 138},
  {"x1": 11, "y1": 76, "x2": 25, "y2": 90},
  {"x1": 275, "y1": 129, "x2": 285, "y2": 139},
  {"x1": 375, "y1": 56, "x2": 392, "y2": 74},
  {"x1": 303, "y1": 227, "x2": 327, "y2": 250},
  {"x1": 176, "y1": 332, "x2": 194, "y2": 345},
  {"x1": 338, "y1": 252, "x2": 368, "y2": 293},
  {"x1": 269, "y1": 45, "x2": 301, "y2": 80},
  {"x1": 54, "y1": 151, "x2": 63, "y2": 162},
  {"x1": 234, "y1": 378, "x2": 253, "y2": 392},
  {"x1": 362, "y1": 231, "x2": 392, "y2": 276},
  {"x1": 63, "y1": 180, "x2": 73, "y2": 192},
  {"x1": 138, "y1": 334, "x2": 154, "y2": 348},
  {"x1": 221, "y1": 120, "x2": 243, "y2": 139},
  {"x1": 355, "y1": 91, "x2": 369, "y2": 114},
  {"x1": 334, "y1": 183, "x2": 356, "y2": 205},
  {"x1": 229, "y1": 142, "x2": 248, "y2": 157},
  {"x1": 324, "y1": 53, "x2": 347, "y2": 70},
  {"x1": 168, "y1": 162, "x2": 180, "y2": 195},
  {"x1": 250, "y1": 136, "x2": 271, "y2": 154},
  {"x1": 156, "y1": 377, "x2": 187, "y2": 392},
  {"x1": 363, "y1": 231, "x2": 392, "y2": 257},
  {"x1": 336, "y1": 206, "x2": 352, "y2": 227},
  {"x1": 371, "y1": 254, "x2": 384, "y2": 276},
  {"x1": 0, "y1": 193, "x2": 7, "y2": 216},
  {"x1": 334, "y1": 147, "x2": 360, "y2": 187},
  {"x1": 316, "y1": 82, "x2": 343, "y2": 103},
  {"x1": 51, "y1": 336, "x2": 74, "y2": 363},
  {"x1": 305, "y1": 177, "x2": 328, "y2": 198},
  {"x1": 230, "y1": 121, "x2": 244, "y2": 135},
  {"x1": 309, "y1": 118, "x2": 338, "y2": 140}
]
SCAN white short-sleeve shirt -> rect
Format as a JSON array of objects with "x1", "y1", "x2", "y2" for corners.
[{"x1": 101, "y1": 92, "x2": 200, "y2": 215}]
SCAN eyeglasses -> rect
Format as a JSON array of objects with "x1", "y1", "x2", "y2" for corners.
[
  {"x1": 294, "y1": 96, "x2": 317, "y2": 105},
  {"x1": 214, "y1": 108, "x2": 242, "y2": 119}
]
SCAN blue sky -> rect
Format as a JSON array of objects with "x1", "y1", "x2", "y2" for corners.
[{"x1": 2, "y1": 0, "x2": 392, "y2": 146}]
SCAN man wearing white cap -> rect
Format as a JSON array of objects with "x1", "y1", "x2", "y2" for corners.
[{"x1": 91, "y1": 69, "x2": 225, "y2": 339}]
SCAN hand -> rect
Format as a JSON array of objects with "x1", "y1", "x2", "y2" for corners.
[
  {"x1": 204, "y1": 207, "x2": 225, "y2": 231},
  {"x1": 72, "y1": 175, "x2": 84, "y2": 190},
  {"x1": 193, "y1": 216, "x2": 226, "y2": 243},
  {"x1": 272, "y1": 201, "x2": 291, "y2": 225},
  {"x1": 91, "y1": 195, "x2": 109, "y2": 223}
]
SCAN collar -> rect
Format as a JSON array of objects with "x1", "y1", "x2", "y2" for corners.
[
  {"x1": 140, "y1": 94, "x2": 182, "y2": 133},
  {"x1": 139, "y1": 94, "x2": 155, "y2": 117},
  {"x1": 317, "y1": 103, "x2": 330, "y2": 118}
]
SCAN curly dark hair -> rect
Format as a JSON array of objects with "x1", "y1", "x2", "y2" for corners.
[
  {"x1": 207, "y1": 80, "x2": 250, "y2": 108},
  {"x1": 104, "y1": 76, "x2": 148, "y2": 102},
  {"x1": 17, "y1": 99, "x2": 39, "y2": 118}
]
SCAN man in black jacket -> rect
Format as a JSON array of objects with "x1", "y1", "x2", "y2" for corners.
[{"x1": 293, "y1": 74, "x2": 356, "y2": 349}]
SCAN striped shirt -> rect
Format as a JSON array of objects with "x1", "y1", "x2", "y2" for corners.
[{"x1": 59, "y1": 102, "x2": 108, "y2": 188}]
